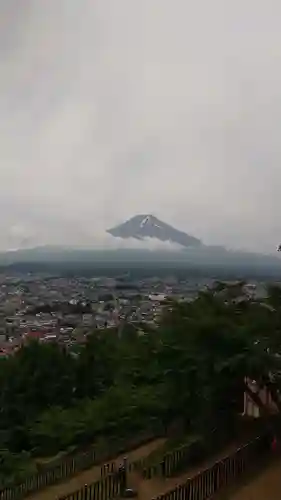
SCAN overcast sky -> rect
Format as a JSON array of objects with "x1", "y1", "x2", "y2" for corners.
[{"x1": 1, "y1": 0, "x2": 281, "y2": 252}]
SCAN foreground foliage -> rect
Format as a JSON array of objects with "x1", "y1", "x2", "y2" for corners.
[{"x1": 1, "y1": 281, "x2": 281, "y2": 485}]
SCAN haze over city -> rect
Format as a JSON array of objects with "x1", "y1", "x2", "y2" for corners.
[{"x1": 1, "y1": 0, "x2": 281, "y2": 252}]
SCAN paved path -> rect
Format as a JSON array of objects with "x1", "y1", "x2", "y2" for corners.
[
  {"x1": 129, "y1": 442, "x2": 242, "y2": 500},
  {"x1": 29, "y1": 438, "x2": 166, "y2": 500},
  {"x1": 229, "y1": 459, "x2": 281, "y2": 500}
]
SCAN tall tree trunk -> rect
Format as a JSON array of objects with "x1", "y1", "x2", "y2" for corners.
[{"x1": 244, "y1": 382, "x2": 268, "y2": 417}]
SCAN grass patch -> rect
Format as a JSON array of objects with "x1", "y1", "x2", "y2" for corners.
[
  {"x1": 143, "y1": 433, "x2": 200, "y2": 467},
  {"x1": 34, "y1": 445, "x2": 78, "y2": 470}
]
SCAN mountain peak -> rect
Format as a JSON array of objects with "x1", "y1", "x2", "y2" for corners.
[{"x1": 107, "y1": 214, "x2": 202, "y2": 248}]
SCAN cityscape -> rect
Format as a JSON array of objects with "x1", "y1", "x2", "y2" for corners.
[{"x1": 0, "y1": 269, "x2": 269, "y2": 357}]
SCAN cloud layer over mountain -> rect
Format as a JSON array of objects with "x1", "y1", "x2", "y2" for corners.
[{"x1": 1, "y1": 1, "x2": 281, "y2": 252}]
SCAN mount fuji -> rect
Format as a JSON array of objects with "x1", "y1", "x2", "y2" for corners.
[{"x1": 107, "y1": 214, "x2": 202, "y2": 248}]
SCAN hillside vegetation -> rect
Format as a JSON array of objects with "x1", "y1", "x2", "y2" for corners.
[{"x1": 1, "y1": 281, "x2": 281, "y2": 486}]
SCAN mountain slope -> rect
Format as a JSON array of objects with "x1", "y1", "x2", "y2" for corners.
[{"x1": 107, "y1": 214, "x2": 202, "y2": 248}]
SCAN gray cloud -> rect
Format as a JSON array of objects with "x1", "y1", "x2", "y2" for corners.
[{"x1": 0, "y1": 0, "x2": 281, "y2": 251}]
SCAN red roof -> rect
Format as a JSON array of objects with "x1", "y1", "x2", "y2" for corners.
[{"x1": 25, "y1": 331, "x2": 44, "y2": 339}]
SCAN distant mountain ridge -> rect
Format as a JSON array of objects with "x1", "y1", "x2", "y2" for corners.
[
  {"x1": 107, "y1": 214, "x2": 202, "y2": 248},
  {"x1": 0, "y1": 214, "x2": 280, "y2": 276},
  {"x1": 0, "y1": 245, "x2": 280, "y2": 277}
]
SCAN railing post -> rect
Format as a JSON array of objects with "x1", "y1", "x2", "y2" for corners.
[
  {"x1": 83, "y1": 484, "x2": 88, "y2": 500},
  {"x1": 118, "y1": 457, "x2": 127, "y2": 496}
]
